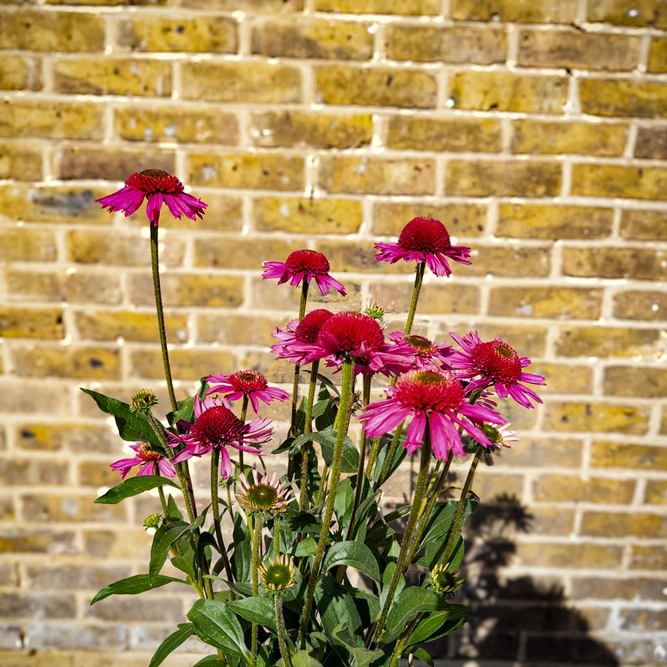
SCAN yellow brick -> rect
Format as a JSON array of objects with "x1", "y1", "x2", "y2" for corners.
[
  {"x1": 115, "y1": 107, "x2": 239, "y2": 146},
  {"x1": 562, "y1": 247, "x2": 667, "y2": 280},
  {"x1": 252, "y1": 277, "x2": 361, "y2": 312},
  {"x1": 129, "y1": 348, "x2": 236, "y2": 381},
  {"x1": 635, "y1": 127, "x2": 667, "y2": 159},
  {"x1": 649, "y1": 37, "x2": 667, "y2": 72},
  {"x1": 527, "y1": 362, "x2": 592, "y2": 394},
  {"x1": 555, "y1": 326, "x2": 660, "y2": 358},
  {"x1": 386, "y1": 116, "x2": 502, "y2": 152},
  {"x1": 373, "y1": 202, "x2": 487, "y2": 237},
  {"x1": 369, "y1": 280, "x2": 480, "y2": 315},
  {"x1": 0, "y1": 307, "x2": 64, "y2": 339},
  {"x1": 613, "y1": 290, "x2": 667, "y2": 321},
  {"x1": 571, "y1": 164, "x2": 667, "y2": 200},
  {"x1": 186, "y1": 153, "x2": 304, "y2": 191},
  {"x1": 181, "y1": 0, "x2": 302, "y2": 9},
  {"x1": 591, "y1": 441, "x2": 667, "y2": 469},
  {"x1": 254, "y1": 197, "x2": 363, "y2": 234},
  {"x1": 0, "y1": 229, "x2": 56, "y2": 262},
  {"x1": 194, "y1": 237, "x2": 298, "y2": 271},
  {"x1": 320, "y1": 156, "x2": 435, "y2": 195},
  {"x1": 0, "y1": 379, "x2": 71, "y2": 415},
  {"x1": 314, "y1": 0, "x2": 439, "y2": 14},
  {"x1": 47, "y1": 0, "x2": 170, "y2": 4},
  {"x1": 645, "y1": 480, "x2": 667, "y2": 505},
  {"x1": 0, "y1": 54, "x2": 41, "y2": 91},
  {"x1": 11, "y1": 345, "x2": 121, "y2": 380},
  {"x1": 21, "y1": 493, "x2": 126, "y2": 523},
  {"x1": 250, "y1": 111, "x2": 372, "y2": 149},
  {"x1": 516, "y1": 542, "x2": 624, "y2": 568},
  {"x1": 446, "y1": 160, "x2": 561, "y2": 197},
  {"x1": 518, "y1": 29, "x2": 640, "y2": 71},
  {"x1": 580, "y1": 79, "x2": 667, "y2": 118},
  {"x1": 497, "y1": 204, "x2": 613, "y2": 239},
  {"x1": 604, "y1": 366, "x2": 667, "y2": 398},
  {"x1": 446, "y1": 323, "x2": 548, "y2": 358},
  {"x1": 385, "y1": 25, "x2": 506, "y2": 64},
  {"x1": 181, "y1": 61, "x2": 301, "y2": 103},
  {"x1": 0, "y1": 144, "x2": 42, "y2": 181},
  {"x1": 490, "y1": 435, "x2": 581, "y2": 468},
  {"x1": 0, "y1": 10, "x2": 105, "y2": 52},
  {"x1": 316, "y1": 65, "x2": 437, "y2": 109},
  {"x1": 252, "y1": 17, "x2": 373, "y2": 60},
  {"x1": 78, "y1": 461, "x2": 120, "y2": 488},
  {"x1": 511, "y1": 120, "x2": 628, "y2": 156},
  {"x1": 526, "y1": 506, "x2": 576, "y2": 535},
  {"x1": 128, "y1": 273, "x2": 244, "y2": 308},
  {"x1": 629, "y1": 545, "x2": 667, "y2": 570},
  {"x1": 620, "y1": 209, "x2": 667, "y2": 240},
  {"x1": 488, "y1": 287, "x2": 602, "y2": 320},
  {"x1": 534, "y1": 475, "x2": 635, "y2": 504},
  {"x1": 54, "y1": 146, "x2": 175, "y2": 181},
  {"x1": 459, "y1": 245, "x2": 550, "y2": 277},
  {"x1": 543, "y1": 401, "x2": 650, "y2": 434},
  {"x1": 75, "y1": 311, "x2": 188, "y2": 343},
  {"x1": 16, "y1": 422, "x2": 117, "y2": 453},
  {"x1": 581, "y1": 512, "x2": 667, "y2": 538},
  {"x1": 451, "y1": 0, "x2": 578, "y2": 22},
  {"x1": 0, "y1": 459, "x2": 69, "y2": 486},
  {"x1": 53, "y1": 58, "x2": 172, "y2": 97},
  {"x1": 117, "y1": 16, "x2": 237, "y2": 53},
  {"x1": 448, "y1": 71, "x2": 568, "y2": 114},
  {"x1": 472, "y1": 472, "x2": 524, "y2": 498},
  {"x1": 315, "y1": 239, "x2": 408, "y2": 274},
  {"x1": 588, "y1": 0, "x2": 667, "y2": 28},
  {"x1": 197, "y1": 314, "x2": 279, "y2": 346}
]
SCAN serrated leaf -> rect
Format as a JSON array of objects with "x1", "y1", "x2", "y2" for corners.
[
  {"x1": 150, "y1": 522, "x2": 191, "y2": 584},
  {"x1": 91, "y1": 574, "x2": 184, "y2": 605},
  {"x1": 148, "y1": 623, "x2": 195, "y2": 667},
  {"x1": 323, "y1": 541, "x2": 380, "y2": 583},
  {"x1": 228, "y1": 596, "x2": 277, "y2": 633},
  {"x1": 95, "y1": 475, "x2": 180, "y2": 505},
  {"x1": 187, "y1": 599, "x2": 251, "y2": 663},
  {"x1": 383, "y1": 588, "x2": 448, "y2": 643}
]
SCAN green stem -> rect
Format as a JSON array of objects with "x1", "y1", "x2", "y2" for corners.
[
  {"x1": 288, "y1": 281, "x2": 310, "y2": 444},
  {"x1": 404, "y1": 261, "x2": 425, "y2": 336},
  {"x1": 239, "y1": 395, "x2": 249, "y2": 474},
  {"x1": 299, "y1": 360, "x2": 320, "y2": 511},
  {"x1": 251, "y1": 513, "x2": 264, "y2": 666},
  {"x1": 211, "y1": 448, "x2": 234, "y2": 583},
  {"x1": 298, "y1": 356, "x2": 355, "y2": 643},
  {"x1": 388, "y1": 615, "x2": 421, "y2": 667},
  {"x1": 275, "y1": 594, "x2": 293, "y2": 667},
  {"x1": 377, "y1": 421, "x2": 404, "y2": 487},
  {"x1": 274, "y1": 521, "x2": 281, "y2": 558}
]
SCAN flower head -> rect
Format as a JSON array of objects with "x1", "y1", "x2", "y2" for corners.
[
  {"x1": 449, "y1": 331, "x2": 546, "y2": 409},
  {"x1": 389, "y1": 332, "x2": 452, "y2": 372},
  {"x1": 236, "y1": 469, "x2": 293, "y2": 514},
  {"x1": 480, "y1": 422, "x2": 520, "y2": 450},
  {"x1": 130, "y1": 388, "x2": 158, "y2": 414},
  {"x1": 110, "y1": 442, "x2": 176, "y2": 480},
  {"x1": 96, "y1": 169, "x2": 207, "y2": 226},
  {"x1": 259, "y1": 555, "x2": 295, "y2": 595},
  {"x1": 262, "y1": 249, "x2": 346, "y2": 296},
  {"x1": 430, "y1": 563, "x2": 464, "y2": 598},
  {"x1": 375, "y1": 217, "x2": 471, "y2": 277},
  {"x1": 360, "y1": 369, "x2": 505, "y2": 461},
  {"x1": 207, "y1": 370, "x2": 289, "y2": 414},
  {"x1": 271, "y1": 309, "x2": 334, "y2": 364}
]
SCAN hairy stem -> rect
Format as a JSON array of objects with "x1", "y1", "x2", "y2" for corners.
[
  {"x1": 299, "y1": 360, "x2": 320, "y2": 511},
  {"x1": 404, "y1": 261, "x2": 425, "y2": 336},
  {"x1": 251, "y1": 513, "x2": 264, "y2": 666},
  {"x1": 210, "y1": 448, "x2": 234, "y2": 583},
  {"x1": 275, "y1": 595, "x2": 293, "y2": 667}
]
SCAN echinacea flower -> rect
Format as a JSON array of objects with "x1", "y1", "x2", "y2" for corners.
[
  {"x1": 360, "y1": 370, "x2": 505, "y2": 461},
  {"x1": 449, "y1": 331, "x2": 546, "y2": 409},
  {"x1": 389, "y1": 332, "x2": 453, "y2": 372},
  {"x1": 207, "y1": 370, "x2": 289, "y2": 414},
  {"x1": 271, "y1": 309, "x2": 334, "y2": 364},
  {"x1": 430, "y1": 563, "x2": 464, "y2": 598},
  {"x1": 110, "y1": 442, "x2": 176, "y2": 480},
  {"x1": 262, "y1": 249, "x2": 346, "y2": 296},
  {"x1": 236, "y1": 469, "x2": 293, "y2": 514},
  {"x1": 129, "y1": 388, "x2": 158, "y2": 414},
  {"x1": 374, "y1": 217, "x2": 471, "y2": 277},
  {"x1": 480, "y1": 422, "x2": 520, "y2": 450},
  {"x1": 96, "y1": 169, "x2": 207, "y2": 226},
  {"x1": 259, "y1": 555, "x2": 295, "y2": 594}
]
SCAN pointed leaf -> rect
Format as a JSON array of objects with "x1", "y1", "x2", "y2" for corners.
[
  {"x1": 294, "y1": 536, "x2": 317, "y2": 557},
  {"x1": 323, "y1": 541, "x2": 380, "y2": 583},
  {"x1": 192, "y1": 656, "x2": 225, "y2": 667},
  {"x1": 315, "y1": 574, "x2": 363, "y2": 645},
  {"x1": 293, "y1": 431, "x2": 359, "y2": 473},
  {"x1": 187, "y1": 599, "x2": 251, "y2": 663},
  {"x1": 95, "y1": 475, "x2": 180, "y2": 505},
  {"x1": 383, "y1": 588, "x2": 448, "y2": 642},
  {"x1": 333, "y1": 626, "x2": 384, "y2": 666},
  {"x1": 91, "y1": 574, "x2": 184, "y2": 605},
  {"x1": 290, "y1": 651, "x2": 323, "y2": 667},
  {"x1": 406, "y1": 647, "x2": 434, "y2": 667},
  {"x1": 148, "y1": 623, "x2": 195, "y2": 667},
  {"x1": 228, "y1": 596, "x2": 278, "y2": 633},
  {"x1": 150, "y1": 522, "x2": 191, "y2": 584}
]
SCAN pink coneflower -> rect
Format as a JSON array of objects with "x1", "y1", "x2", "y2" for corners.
[
  {"x1": 449, "y1": 331, "x2": 545, "y2": 409},
  {"x1": 110, "y1": 443, "x2": 176, "y2": 480},
  {"x1": 170, "y1": 397, "x2": 271, "y2": 479},
  {"x1": 271, "y1": 309, "x2": 334, "y2": 364},
  {"x1": 360, "y1": 370, "x2": 505, "y2": 461},
  {"x1": 262, "y1": 249, "x2": 346, "y2": 296},
  {"x1": 236, "y1": 470, "x2": 293, "y2": 514},
  {"x1": 96, "y1": 169, "x2": 207, "y2": 226},
  {"x1": 389, "y1": 332, "x2": 453, "y2": 372},
  {"x1": 375, "y1": 217, "x2": 471, "y2": 277},
  {"x1": 207, "y1": 370, "x2": 289, "y2": 414}
]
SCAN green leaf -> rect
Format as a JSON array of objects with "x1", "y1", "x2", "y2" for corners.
[
  {"x1": 228, "y1": 596, "x2": 277, "y2": 634},
  {"x1": 315, "y1": 574, "x2": 363, "y2": 646},
  {"x1": 380, "y1": 562, "x2": 404, "y2": 610},
  {"x1": 383, "y1": 588, "x2": 448, "y2": 643},
  {"x1": 333, "y1": 626, "x2": 384, "y2": 667},
  {"x1": 192, "y1": 656, "x2": 225, "y2": 667},
  {"x1": 421, "y1": 498, "x2": 477, "y2": 545},
  {"x1": 148, "y1": 623, "x2": 195, "y2": 667},
  {"x1": 406, "y1": 647, "x2": 434, "y2": 667},
  {"x1": 91, "y1": 574, "x2": 184, "y2": 605},
  {"x1": 230, "y1": 512, "x2": 251, "y2": 583},
  {"x1": 290, "y1": 651, "x2": 323, "y2": 667},
  {"x1": 293, "y1": 431, "x2": 359, "y2": 473},
  {"x1": 345, "y1": 586, "x2": 380, "y2": 629},
  {"x1": 166, "y1": 493, "x2": 184, "y2": 521},
  {"x1": 95, "y1": 475, "x2": 180, "y2": 505},
  {"x1": 407, "y1": 607, "x2": 470, "y2": 646},
  {"x1": 277, "y1": 510, "x2": 323, "y2": 536},
  {"x1": 294, "y1": 536, "x2": 317, "y2": 557},
  {"x1": 150, "y1": 522, "x2": 191, "y2": 584},
  {"x1": 171, "y1": 533, "x2": 197, "y2": 579},
  {"x1": 323, "y1": 541, "x2": 381, "y2": 583},
  {"x1": 187, "y1": 599, "x2": 251, "y2": 663},
  {"x1": 333, "y1": 477, "x2": 354, "y2": 530}
]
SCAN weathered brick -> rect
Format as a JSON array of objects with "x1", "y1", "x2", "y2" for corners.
[
  {"x1": 0, "y1": 497, "x2": 13, "y2": 521},
  {"x1": 0, "y1": 144, "x2": 42, "y2": 181},
  {"x1": 562, "y1": 247, "x2": 667, "y2": 280},
  {"x1": 472, "y1": 473, "x2": 525, "y2": 498},
  {"x1": 252, "y1": 277, "x2": 361, "y2": 312},
  {"x1": 556, "y1": 326, "x2": 660, "y2": 358},
  {"x1": 543, "y1": 401, "x2": 650, "y2": 434},
  {"x1": 78, "y1": 461, "x2": 123, "y2": 488},
  {"x1": 581, "y1": 512, "x2": 667, "y2": 538},
  {"x1": 11, "y1": 345, "x2": 121, "y2": 380},
  {"x1": 250, "y1": 111, "x2": 372, "y2": 149},
  {"x1": 0, "y1": 593, "x2": 76, "y2": 619},
  {"x1": 516, "y1": 542, "x2": 624, "y2": 568},
  {"x1": 87, "y1": 596, "x2": 184, "y2": 623},
  {"x1": 16, "y1": 422, "x2": 117, "y2": 454},
  {"x1": 0, "y1": 10, "x2": 105, "y2": 51},
  {"x1": 315, "y1": 239, "x2": 407, "y2": 274},
  {"x1": 24, "y1": 623, "x2": 129, "y2": 651},
  {"x1": 54, "y1": 146, "x2": 175, "y2": 181},
  {"x1": 497, "y1": 204, "x2": 613, "y2": 239},
  {"x1": 613, "y1": 290, "x2": 667, "y2": 321},
  {"x1": 181, "y1": 61, "x2": 301, "y2": 104},
  {"x1": 572, "y1": 163, "x2": 667, "y2": 200},
  {"x1": 636, "y1": 126, "x2": 667, "y2": 160},
  {"x1": 0, "y1": 379, "x2": 72, "y2": 415},
  {"x1": 0, "y1": 458, "x2": 68, "y2": 486},
  {"x1": 579, "y1": 79, "x2": 667, "y2": 118},
  {"x1": 0, "y1": 529, "x2": 76, "y2": 554},
  {"x1": 451, "y1": 0, "x2": 578, "y2": 23},
  {"x1": 446, "y1": 160, "x2": 561, "y2": 197},
  {"x1": 604, "y1": 366, "x2": 667, "y2": 398},
  {"x1": 369, "y1": 280, "x2": 480, "y2": 315},
  {"x1": 75, "y1": 310, "x2": 188, "y2": 343},
  {"x1": 252, "y1": 17, "x2": 372, "y2": 60},
  {"x1": 489, "y1": 435, "x2": 578, "y2": 471},
  {"x1": 528, "y1": 506, "x2": 576, "y2": 535},
  {"x1": 197, "y1": 313, "x2": 278, "y2": 346},
  {"x1": 316, "y1": 65, "x2": 437, "y2": 108},
  {"x1": 320, "y1": 156, "x2": 435, "y2": 195},
  {"x1": 0, "y1": 564, "x2": 18, "y2": 587},
  {"x1": 448, "y1": 322, "x2": 549, "y2": 358},
  {"x1": 620, "y1": 208, "x2": 667, "y2": 240},
  {"x1": 588, "y1": 0, "x2": 667, "y2": 28},
  {"x1": 67, "y1": 230, "x2": 183, "y2": 267},
  {"x1": 448, "y1": 71, "x2": 568, "y2": 114},
  {"x1": 488, "y1": 287, "x2": 601, "y2": 320},
  {"x1": 518, "y1": 29, "x2": 640, "y2": 71},
  {"x1": 386, "y1": 25, "x2": 506, "y2": 64},
  {"x1": 373, "y1": 202, "x2": 487, "y2": 237},
  {"x1": 386, "y1": 116, "x2": 502, "y2": 152},
  {"x1": 511, "y1": 120, "x2": 627, "y2": 157},
  {"x1": 129, "y1": 348, "x2": 236, "y2": 381},
  {"x1": 591, "y1": 441, "x2": 667, "y2": 470},
  {"x1": 649, "y1": 37, "x2": 667, "y2": 72},
  {"x1": 194, "y1": 238, "x2": 296, "y2": 272},
  {"x1": 83, "y1": 528, "x2": 151, "y2": 558},
  {"x1": 571, "y1": 576, "x2": 665, "y2": 602},
  {"x1": 115, "y1": 107, "x2": 239, "y2": 146},
  {"x1": 459, "y1": 245, "x2": 550, "y2": 277},
  {"x1": 127, "y1": 273, "x2": 244, "y2": 308},
  {"x1": 26, "y1": 564, "x2": 131, "y2": 591},
  {"x1": 118, "y1": 16, "x2": 237, "y2": 53},
  {"x1": 21, "y1": 493, "x2": 126, "y2": 523},
  {"x1": 524, "y1": 634, "x2": 644, "y2": 664},
  {"x1": 533, "y1": 475, "x2": 635, "y2": 504},
  {"x1": 645, "y1": 480, "x2": 667, "y2": 505},
  {"x1": 314, "y1": 0, "x2": 439, "y2": 14},
  {"x1": 254, "y1": 197, "x2": 362, "y2": 234},
  {"x1": 186, "y1": 153, "x2": 304, "y2": 191},
  {"x1": 0, "y1": 54, "x2": 41, "y2": 91},
  {"x1": 0, "y1": 307, "x2": 64, "y2": 339},
  {"x1": 527, "y1": 362, "x2": 592, "y2": 395},
  {"x1": 629, "y1": 545, "x2": 667, "y2": 570},
  {"x1": 621, "y1": 608, "x2": 667, "y2": 631}
]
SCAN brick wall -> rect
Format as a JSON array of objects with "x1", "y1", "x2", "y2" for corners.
[{"x1": 1, "y1": 0, "x2": 667, "y2": 664}]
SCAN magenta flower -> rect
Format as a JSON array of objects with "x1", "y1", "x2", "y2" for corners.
[
  {"x1": 96, "y1": 169, "x2": 207, "y2": 226},
  {"x1": 389, "y1": 332, "x2": 453, "y2": 372},
  {"x1": 110, "y1": 443, "x2": 176, "y2": 480},
  {"x1": 207, "y1": 369, "x2": 289, "y2": 414},
  {"x1": 375, "y1": 217, "x2": 471, "y2": 277},
  {"x1": 271, "y1": 309, "x2": 334, "y2": 364},
  {"x1": 262, "y1": 249, "x2": 346, "y2": 296},
  {"x1": 360, "y1": 370, "x2": 505, "y2": 461},
  {"x1": 449, "y1": 331, "x2": 546, "y2": 409},
  {"x1": 170, "y1": 397, "x2": 271, "y2": 480}
]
